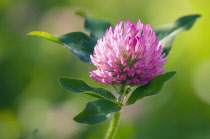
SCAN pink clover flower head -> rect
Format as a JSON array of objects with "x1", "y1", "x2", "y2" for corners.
[{"x1": 89, "y1": 20, "x2": 167, "y2": 85}]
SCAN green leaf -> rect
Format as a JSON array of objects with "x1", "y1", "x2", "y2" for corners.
[
  {"x1": 84, "y1": 18, "x2": 112, "y2": 39},
  {"x1": 57, "y1": 32, "x2": 96, "y2": 63},
  {"x1": 75, "y1": 10, "x2": 112, "y2": 39},
  {"x1": 27, "y1": 31, "x2": 63, "y2": 45},
  {"x1": 28, "y1": 31, "x2": 96, "y2": 63},
  {"x1": 59, "y1": 77, "x2": 116, "y2": 101},
  {"x1": 74, "y1": 99, "x2": 121, "y2": 125},
  {"x1": 75, "y1": 9, "x2": 87, "y2": 17},
  {"x1": 154, "y1": 14, "x2": 201, "y2": 56},
  {"x1": 126, "y1": 71, "x2": 176, "y2": 105}
]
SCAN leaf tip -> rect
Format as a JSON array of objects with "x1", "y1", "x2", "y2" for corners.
[
  {"x1": 190, "y1": 14, "x2": 202, "y2": 20},
  {"x1": 27, "y1": 31, "x2": 40, "y2": 36},
  {"x1": 27, "y1": 31, "x2": 63, "y2": 45},
  {"x1": 169, "y1": 71, "x2": 176, "y2": 76},
  {"x1": 75, "y1": 9, "x2": 86, "y2": 18},
  {"x1": 193, "y1": 14, "x2": 202, "y2": 18},
  {"x1": 73, "y1": 115, "x2": 79, "y2": 123},
  {"x1": 58, "y1": 77, "x2": 66, "y2": 86}
]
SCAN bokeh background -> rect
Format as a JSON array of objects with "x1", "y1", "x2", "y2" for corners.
[{"x1": 0, "y1": 0, "x2": 210, "y2": 139}]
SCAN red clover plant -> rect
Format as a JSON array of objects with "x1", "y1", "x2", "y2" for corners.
[{"x1": 28, "y1": 11, "x2": 200, "y2": 139}]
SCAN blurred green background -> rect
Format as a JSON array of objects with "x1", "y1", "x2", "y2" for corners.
[{"x1": 0, "y1": 0, "x2": 210, "y2": 139}]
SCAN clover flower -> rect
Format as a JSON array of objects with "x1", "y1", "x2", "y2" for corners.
[{"x1": 89, "y1": 20, "x2": 167, "y2": 85}]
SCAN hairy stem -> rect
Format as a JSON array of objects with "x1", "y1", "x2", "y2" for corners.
[
  {"x1": 105, "y1": 86, "x2": 129, "y2": 139},
  {"x1": 104, "y1": 111, "x2": 121, "y2": 139}
]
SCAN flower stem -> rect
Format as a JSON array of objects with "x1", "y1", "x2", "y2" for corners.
[
  {"x1": 105, "y1": 111, "x2": 121, "y2": 139},
  {"x1": 105, "y1": 86, "x2": 128, "y2": 139}
]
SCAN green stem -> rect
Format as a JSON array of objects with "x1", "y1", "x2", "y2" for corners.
[
  {"x1": 105, "y1": 111, "x2": 121, "y2": 139},
  {"x1": 105, "y1": 86, "x2": 128, "y2": 139},
  {"x1": 105, "y1": 86, "x2": 126, "y2": 139}
]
